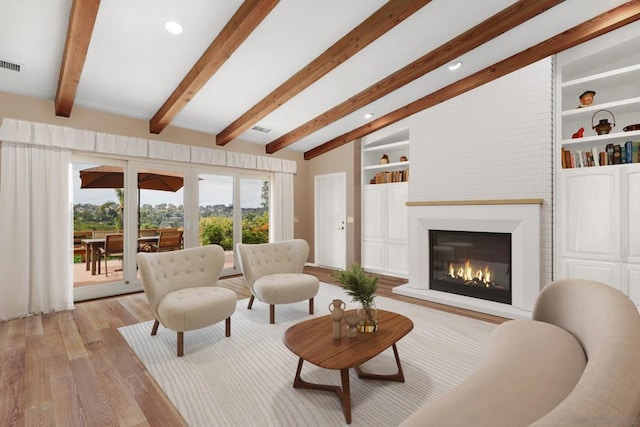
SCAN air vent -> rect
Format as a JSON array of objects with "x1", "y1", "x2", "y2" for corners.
[
  {"x1": 251, "y1": 125, "x2": 271, "y2": 133},
  {"x1": 0, "y1": 60, "x2": 21, "y2": 72}
]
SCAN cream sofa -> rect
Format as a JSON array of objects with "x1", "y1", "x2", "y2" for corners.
[{"x1": 401, "y1": 278, "x2": 640, "y2": 426}]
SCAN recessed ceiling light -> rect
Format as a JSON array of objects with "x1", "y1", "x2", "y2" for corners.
[
  {"x1": 448, "y1": 61, "x2": 463, "y2": 71},
  {"x1": 165, "y1": 20, "x2": 183, "y2": 35},
  {"x1": 364, "y1": 112, "x2": 374, "y2": 119}
]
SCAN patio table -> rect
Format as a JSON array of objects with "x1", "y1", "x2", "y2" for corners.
[{"x1": 81, "y1": 235, "x2": 159, "y2": 275}]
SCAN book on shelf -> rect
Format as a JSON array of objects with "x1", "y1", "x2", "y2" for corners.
[
  {"x1": 370, "y1": 169, "x2": 409, "y2": 184},
  {"x1": 561, "y1": 141, "x2": 640, "y2": 169},
  {"x1": 613, "y1": 144, "x2": 622, "y2": 164}
]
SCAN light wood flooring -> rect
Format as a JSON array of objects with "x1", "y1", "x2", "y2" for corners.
[{"x1": 0, "y1": 267, "x2": 506, "y2": 426}]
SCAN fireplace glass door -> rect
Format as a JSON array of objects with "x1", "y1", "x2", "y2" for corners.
[{"x1": 429, "y1": 230, "x2": 512, "y2": 304}]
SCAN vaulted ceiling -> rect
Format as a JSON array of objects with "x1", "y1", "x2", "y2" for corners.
[{"x1": 1, "y1": 0, "x2": 639, "y2": 160}]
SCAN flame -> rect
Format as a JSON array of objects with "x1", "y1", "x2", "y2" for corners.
[{"x1": 448, "y1": 259, "x2": 493, "y2": 285}]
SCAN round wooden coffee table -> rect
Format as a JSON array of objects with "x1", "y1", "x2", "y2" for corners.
[{"x1": 283, "y1": 309, "x2": 413, "y2": 424}]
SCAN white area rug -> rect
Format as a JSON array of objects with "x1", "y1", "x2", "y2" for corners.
[{"x1": 118, "y1": 284, "x2": 496, "y2": 426}]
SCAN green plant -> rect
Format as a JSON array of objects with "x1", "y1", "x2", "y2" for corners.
[{"x1": 332, "y1": 262, "x2": 378, "y2": 309}]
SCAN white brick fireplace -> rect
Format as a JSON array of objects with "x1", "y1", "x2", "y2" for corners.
[
  {"x1": 393, "y1": 200, "x2": 542, "y2": 319},
  {"x1": 392, "y1": 59, "x2": 554, "y2": 319}
]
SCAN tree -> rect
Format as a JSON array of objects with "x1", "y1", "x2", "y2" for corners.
[
  {"x1": 200, "y1": 216, "x2": 233, "y2": 250},
  {"x1": 261, "y1": 180, "x2": 269, "y2": 210},
  {"x1": 242, "y1": 211, "x2": 269, "y2": 244},
  {"x1": 114, "y1": 188, "x2": 124, "y2": 230}
]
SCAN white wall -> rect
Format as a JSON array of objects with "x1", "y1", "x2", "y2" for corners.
[{"x1": 408, "y1": 58, "x2": 554, "y2": 286}]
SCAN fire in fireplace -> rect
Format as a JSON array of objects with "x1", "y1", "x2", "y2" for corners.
[{"x1": 429, "y1": 229, "x2": 512, "y2": 304}]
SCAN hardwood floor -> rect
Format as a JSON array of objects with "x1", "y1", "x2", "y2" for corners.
[{"x1": 0, "y1": 267, "x2": 506, "y2": 426}]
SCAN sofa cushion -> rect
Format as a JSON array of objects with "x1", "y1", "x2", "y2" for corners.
[{"x1": 400, "y1": 319, "x2": 587, "y2": 427}]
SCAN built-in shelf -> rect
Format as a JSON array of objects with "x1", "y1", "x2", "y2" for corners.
[
  {"x1": 561, "y1": 96, "x2": 640, "y2": 119},
  {"x1": 363, "y1": 140, "x2": 409, "y2": 153},
  {"x1": 406, "y1": 199, "x2": 543, "y2": 206},
  {"x1": 562, "y1": 63, "x2": 640, "y2": 90},
  {"x1": 363, "y1": 160, "x2": 410, "y2": 171},
  {"x1": 361, "y1": 124, "x2": 410, "y2": 278},
  {"x1": 555, "y1": 23, "x2": 640, "y2": 309},
  {"x1": 561, "y1": 129, "x2": 640, "y2": 149}
]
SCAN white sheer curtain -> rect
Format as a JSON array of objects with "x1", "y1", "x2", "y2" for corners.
[
  {"x1": 271, "y1": 171, "x2": 294, "y2": 241},
  {"x1": 0, "y1": 142, "x2": 73, "y2": 320},
  {"x1": 0, "y1": 118, "x2": 298, "y2": 318}
]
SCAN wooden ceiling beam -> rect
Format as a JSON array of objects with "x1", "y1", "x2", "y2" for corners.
[
  {"x1": 215, "y1": 0, "x2": 434, "y2": 147},
  {"x1": 149, "y1": 0, "x2": 279, "y2": 134},
  {"x1": 267, "y1": 0, "x2": 564, "y2": 154},
  {"x1": 55, "y1": 0, "x2": 101, "y2": 117},
  {"x1": 304, "y1": 2, "x2": 640, "y2": 160}
]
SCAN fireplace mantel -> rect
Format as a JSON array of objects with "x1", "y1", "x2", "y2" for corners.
[{"x1": 394, "y1": 201, "x2": 542, "y2": 319}]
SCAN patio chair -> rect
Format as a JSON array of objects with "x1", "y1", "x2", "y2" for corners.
[
  {"x1": 98, "y1": 233, "x2": 124, "y2": 276},
  {"x1": 138, "y1": 229, "x2": 159, "y2": 252},
  {"x1": 154, "y1": 230, "x2": 183, "y2": 252},
  {"x1": 73, "y1": 231, "x2": 92, "y2": 262}
]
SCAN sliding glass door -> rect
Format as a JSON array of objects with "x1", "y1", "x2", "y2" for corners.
[
  {"x1": 71, "y1": 154, "x2": 272, "y2": 300},
  {"x1": 72, "y1": 156, "x2": 133, "y2": 300},
  {"x1": 240, "y1": 177, "x2": 270, "y2": 245},
  {"x1": 198, "y1": 174, "x2": 270, "y2": 275},
  {"x1": 198, "y1": 174, "x2": 234, "y2": 272}
]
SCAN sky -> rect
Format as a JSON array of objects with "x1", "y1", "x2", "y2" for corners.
[{"x1": 72, "y1": 162, "x2": 264, "y2": 208}]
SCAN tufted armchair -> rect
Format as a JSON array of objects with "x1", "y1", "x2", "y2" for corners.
[
  {"x1": 137, "y1": 245, "x2": 237, "y2": 356},
  {"x1": 236, "y1": 239, "x2": 319, "y2": 324}
]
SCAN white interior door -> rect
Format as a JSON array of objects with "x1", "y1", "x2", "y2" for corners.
[{"x1": 314, "y1": 172, "x2": 346, "y2": 270}]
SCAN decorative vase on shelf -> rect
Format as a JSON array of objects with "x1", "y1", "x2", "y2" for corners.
[
  {"x1": 592, "y1": 109, "x2": 615, "y2": 135},
  {"x1": 379, "y1": 154, "x2": 389, "y2": 164},
  {"x1": 357, "y1": 301, "x2": 378, "y2": 333}
]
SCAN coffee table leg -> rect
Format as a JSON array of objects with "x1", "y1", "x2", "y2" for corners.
[
  {"x1": 340, "y1": 368, "x2": 352, "y2": 424},
  {"x1": 292, "y1": 358, "x2": 353, "y2": 424},
  {"x1": 355, "y1": 343, "x2": 405, "y2": 382}
]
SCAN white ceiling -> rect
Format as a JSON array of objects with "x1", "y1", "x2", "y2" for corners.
[{"x1": 0, "y1": 0, "x2": 633, "y2": 154}]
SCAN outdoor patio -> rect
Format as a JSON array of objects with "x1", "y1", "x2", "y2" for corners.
[{"x1": 73, "y1": 250, "x2": 236, "y2": 288}]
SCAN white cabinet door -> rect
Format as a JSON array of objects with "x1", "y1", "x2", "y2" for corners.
[
  {"x1": 623, "y1": 265, "x2": 640, "y2": 309},
  {"x1": 386, "y1": 242, "x2": 409, "y2": 276},
  {"x1": 362, "y1": 241, "x2": 385, "y2": 273},
  {"x1": 623, "y1": 168, "x2": 640, "y2": 263},
  {"x1": 559, "y1": 168, "x2": 620, "y2": 261},
  {"x1": 560, "y1": 258, "x2": 622, "y2": 292},
  {"x1": 386, "y1": 183, "x2": 408, "y2": 244},
  {"x1": 362, "y1": 183, "x2": 408, "y2": 277},
  {"x1": 363, "y1": 186, "x2": 386, "y2": 241}
]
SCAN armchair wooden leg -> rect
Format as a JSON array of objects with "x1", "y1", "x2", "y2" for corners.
[
  {"x1": 247, "y1": 295, "x2": 255, "y2": 309},
  {"x1": 309, "y1": 297, "x2": 314, "y2": 315},
  {"x1": 270, "y1": 305, "x2": 275, "y2": 324},
  {"x1": 177, "y1": 332, "x2": 184, "y2": 357},
  {"x1": 225, "y1": 317, "x2": 231, "y2": 337},
  {"x1": 151, "y1": 319, "x2": 160, "y2": 336}
]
